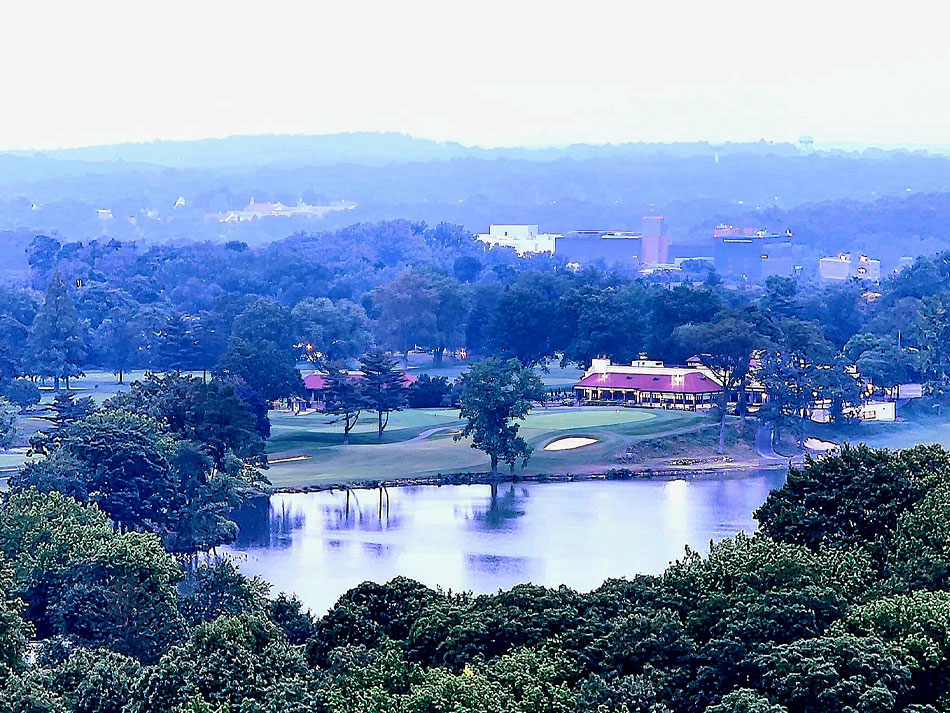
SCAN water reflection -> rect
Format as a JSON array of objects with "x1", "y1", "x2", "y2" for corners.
[{"x1": 223, "y1": 471, "x2": 786, "y2": 613}]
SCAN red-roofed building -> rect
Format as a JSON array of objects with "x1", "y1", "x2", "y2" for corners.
[
  {"x1": 303, "y1": 370, "x2": 418, "y2": 404},
  {"x1": 573, "y1": 357, "x2": 763, "y2": 410}
]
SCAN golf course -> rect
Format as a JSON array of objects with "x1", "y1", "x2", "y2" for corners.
[{"x1": 263, "y1": 406, "x2": 707, "y2": 488}]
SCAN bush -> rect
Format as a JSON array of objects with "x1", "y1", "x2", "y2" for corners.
[
  {"x1": 1, "y1": 380, "x2": 40, "y2": 411},
  {"x1": 406, "y1": 374, "x2": 453, "y2": 408}
]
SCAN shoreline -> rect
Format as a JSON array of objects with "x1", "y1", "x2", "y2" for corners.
[{"x1": 269, "y1": 458, "x2": 792, "y2": 494}]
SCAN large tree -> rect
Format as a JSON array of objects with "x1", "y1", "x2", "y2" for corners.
[
  {"x1": 320, "y1": 364, "x2": 366, "y2": 446},
  {"x1": 216, "y1": 337, "x2": 303, "y2": 403},
  {"x1": 371, "y1": 270, "x2": 438, "y2": 362},
  {"x1": 359, "y1": 349, "x2": 407, "y2": 441},
  {"x1": 455, "y1": 358, "x2": 546, "y2": 477},
  {"x1": 675, "y1": 311, "x2": 761, "y2": 454},
  {"x1": 93, "y1": 307, "x2": 144, "y2": 383},
  {"x1": 291, "y1": 297, "x2": 372, "y2": 367},
  {"x1": 23, "y1": 274, "x2": 85, "y2": 390},
  {"x1": 106, "y1": 373, "x2": 266, "y2": 466},
  {"x1": 488, "y1": 285, "x2": 556, "y2": 366}
]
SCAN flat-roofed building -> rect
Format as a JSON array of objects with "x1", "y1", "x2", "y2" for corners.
[
  {"x1": 819, "y1": 253, "x2": 881, "y2": 282},
  {"x1": 555, "y1": 230, "x2": 643, "y2": 269},
  {"x1": 640, "y1": 215, "x2": 671, "y2": 265},
  {"x1": 713, "y1": 225, "x2": 793, "y2": 281},
  {"x1": 474, "y1": 224, "x2": 558, "y2": 255}
]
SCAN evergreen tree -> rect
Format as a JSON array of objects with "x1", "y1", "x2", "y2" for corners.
[
  {"x1": 93, "y1": 308, "x2": 143, "y2": 383},
  {"x1": 23, "y1": 275, "x2": 85, "y2": 390},
  {"x1": 359, "y1": 349, "x2": 407, "y2": 441},
  {"x1": 321, "y1": 363, "x2": 366, "y2": 445},
  {"x1": 156, "y1": 313, "x2": 196, "y2": 374}
]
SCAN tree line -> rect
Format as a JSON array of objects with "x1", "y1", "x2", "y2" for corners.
[{"x1": 7, "y1": 225, "x2": 950, "y2": 451}]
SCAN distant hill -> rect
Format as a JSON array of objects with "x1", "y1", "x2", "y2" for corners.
[{"x1": 8, "y1": 132, "x2": 805, "y2": 171}]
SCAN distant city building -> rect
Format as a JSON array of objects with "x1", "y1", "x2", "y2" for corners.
[
  {"x1": 818, "y1": 253, "x2": 881, "y2": 282},
  {"x1": 214, "y1": 198, "x2": 356, "y2": 223},
  {"x1": 639, "y1": 216, "x2": 671, "y2": 265},
  {"x1": 474, "y1": 224, "x2": 559, "y2": 255},
  {"x1": 713, "y1": 225, "x2": 793, "y2": 281},
  {"x1": 554, "y1": 230, "x2": 642, "y2": 269}
]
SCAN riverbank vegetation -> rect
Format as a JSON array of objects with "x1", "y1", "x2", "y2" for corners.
[{"x1": 3, "y1": 444, "x2": 950, "y2": 711}]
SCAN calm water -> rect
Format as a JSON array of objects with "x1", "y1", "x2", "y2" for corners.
[{"x1": 223, "y1": 471, "x2": 787, "y2": 613}]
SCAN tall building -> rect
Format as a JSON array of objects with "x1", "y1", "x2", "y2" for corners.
[
  {"x1": 474, "y1": 224, "x2": 558, "y2": 255},
  {"x1": 554, "y1": 230, "x2": 642, "y2": 269},
  {"x1": 639, "y1": 216, "x2": 671, "y2": 265},
  {"x1": 819, "y1": 253, "x2": 881, "y2": 282},
  {"x1": 713, "y1": 225, "x2": 793, "y2": 281}
]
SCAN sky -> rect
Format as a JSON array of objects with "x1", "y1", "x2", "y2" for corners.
[{"x1": 3, "y1": 1, "x2": 950, "y2": 151}]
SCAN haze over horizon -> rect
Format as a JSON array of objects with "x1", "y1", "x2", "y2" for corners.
[{"x1": 4, "y1": 0, "x2": 949, "y2": 153}]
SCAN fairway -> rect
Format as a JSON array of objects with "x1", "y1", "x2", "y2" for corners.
[
  {"x1": 264, "y1": 406, "x2": 704, "y2": 488},
  {"x1": 521, "y1": 408, "x2": 653, "y2": 430}
]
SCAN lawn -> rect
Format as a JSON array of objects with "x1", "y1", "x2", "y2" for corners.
[{"x1": 264, "y1": 406, "x2": 705, "y2": 488}]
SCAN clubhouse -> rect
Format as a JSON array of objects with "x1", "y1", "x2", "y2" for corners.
[{"x1": 573, "y1": 357, "x2": 764, "y2": 411}]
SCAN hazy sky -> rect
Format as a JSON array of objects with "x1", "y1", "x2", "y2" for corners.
[{"x1": 4, "y1": 1, "x2": 949, "y2": 151}]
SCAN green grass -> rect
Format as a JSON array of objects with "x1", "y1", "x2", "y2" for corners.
[
  {"x1": 264, "y1": 406, "x2": 705, "y2": 488},
  {"x1": 5, "y1": 368, "x2": 705, "y2": 488}
]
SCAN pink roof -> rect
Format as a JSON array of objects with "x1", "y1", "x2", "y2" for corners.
[
  {"x1": 574, "y1": 371, "x2": 722, "y2": 394},
  {"x1": 304, "y1": 371, "x2": 418, "y2": 391}
]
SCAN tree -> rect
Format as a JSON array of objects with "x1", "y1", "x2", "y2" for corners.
[
  {"x1": 1, "y1": 380, "x2": 40, "y2": 411},
  {"x1": 557, "y1": 284, "x2": 645, "y2": 368},
  {"x1": 755, "y1": 444, "x2": 950, "y2": 552},
  {"x1": 759, "y1": 634, "x2": 912, "y2": 713},
  {"x1": 430, "y1": 276, "x2": 472, "y2": 367},
  {"x1": 156, "y1": 312, "x2": 198, "y2": 374},
  {"x1": 51, "y1": 531, "x2": 184, "y2": 662},
  {"x1": 675, "y1": 311, "x2": 761, "y2": 454},
  {"x1": 488, "y1": 285, "x2": 556, "y2": 366},
  {"x1": 755, "y1": 319, "x2": 838, "y2": 445},
  {"x1": 914, "y1": 295, "x2": 950, "y2": 403},
  {"x1": 455, "y1": 358, "x2": 546, "y2": 477},
  {"x1": 648, "y1": 285, "x2": 722, "y2": 363},
  {"x1": 292, "y1": 297, "x2": 372, "y2": 367},
  {"x1": 230, "y1": 298, "x2": 296, "y2": 354},
  {"x1": 0, "y1": 561, "x2": 32, "y2": 676},
  {"x1": 106, "y1": 373, "x2": 265, "y2": 466},
  {"x1": 23, "y1": 275, "x2": 85, "y2": 390},
  {"x1": 0, "y1": 398, "x2": 16, "y2": 452},
  {"x1": 406, "y1": 373, "x2": 453, "y2": 408},
  {"x1": 216, "y1": 337, "x2": 303, "y2": 403},
  {"x1": 845, "y1": 333, "x2": 915, "y2": 398},
  {"x1": 359, "y1": 350, "x2": 407, "y2": 441},
  {"x1": 321, "y1": 364, "x2": 366, "y2": 445},
  {"x1": 371, "y1": 270, "x2": 438, "y2": 362}
]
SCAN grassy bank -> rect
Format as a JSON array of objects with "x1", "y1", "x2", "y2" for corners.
[{"x1": 264, "y1": 406, "x2": 706, "y2": 489}]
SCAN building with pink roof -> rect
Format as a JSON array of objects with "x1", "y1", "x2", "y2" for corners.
[{"x1": 573, "y1": 357, "x2": 765, "y2": 411}]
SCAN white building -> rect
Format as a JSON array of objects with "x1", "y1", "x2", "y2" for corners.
[
  {"x1": 819, "y1": 253, "x2": 881, "y2": 282},
  {"x1": 475, "y1": 224, "x2": 559, "y2": 256}
]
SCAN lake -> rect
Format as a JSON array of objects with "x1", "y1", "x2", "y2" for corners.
[{"x1": 223, "y1": 470, "x2": 788, "y2": 613}]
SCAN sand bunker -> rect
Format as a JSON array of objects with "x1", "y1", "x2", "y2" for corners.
[
  {"x1": 803, "y1": 437, "x2": 839, "y2": 452},
  {"x1": 544, "y1": 436, "x2": 598, "y2": 452}
]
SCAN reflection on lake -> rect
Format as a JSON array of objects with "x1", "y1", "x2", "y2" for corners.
[{"x1": 222, "y1": 471, "x2": 787, "y2": 613}]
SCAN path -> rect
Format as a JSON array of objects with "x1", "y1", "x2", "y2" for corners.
[
  {"x1": 755, "y1": 425, "x2": 784, "y2": 461},
  {"x1": 407, "y1": 426, "x2": 452, "y2": 442}
]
